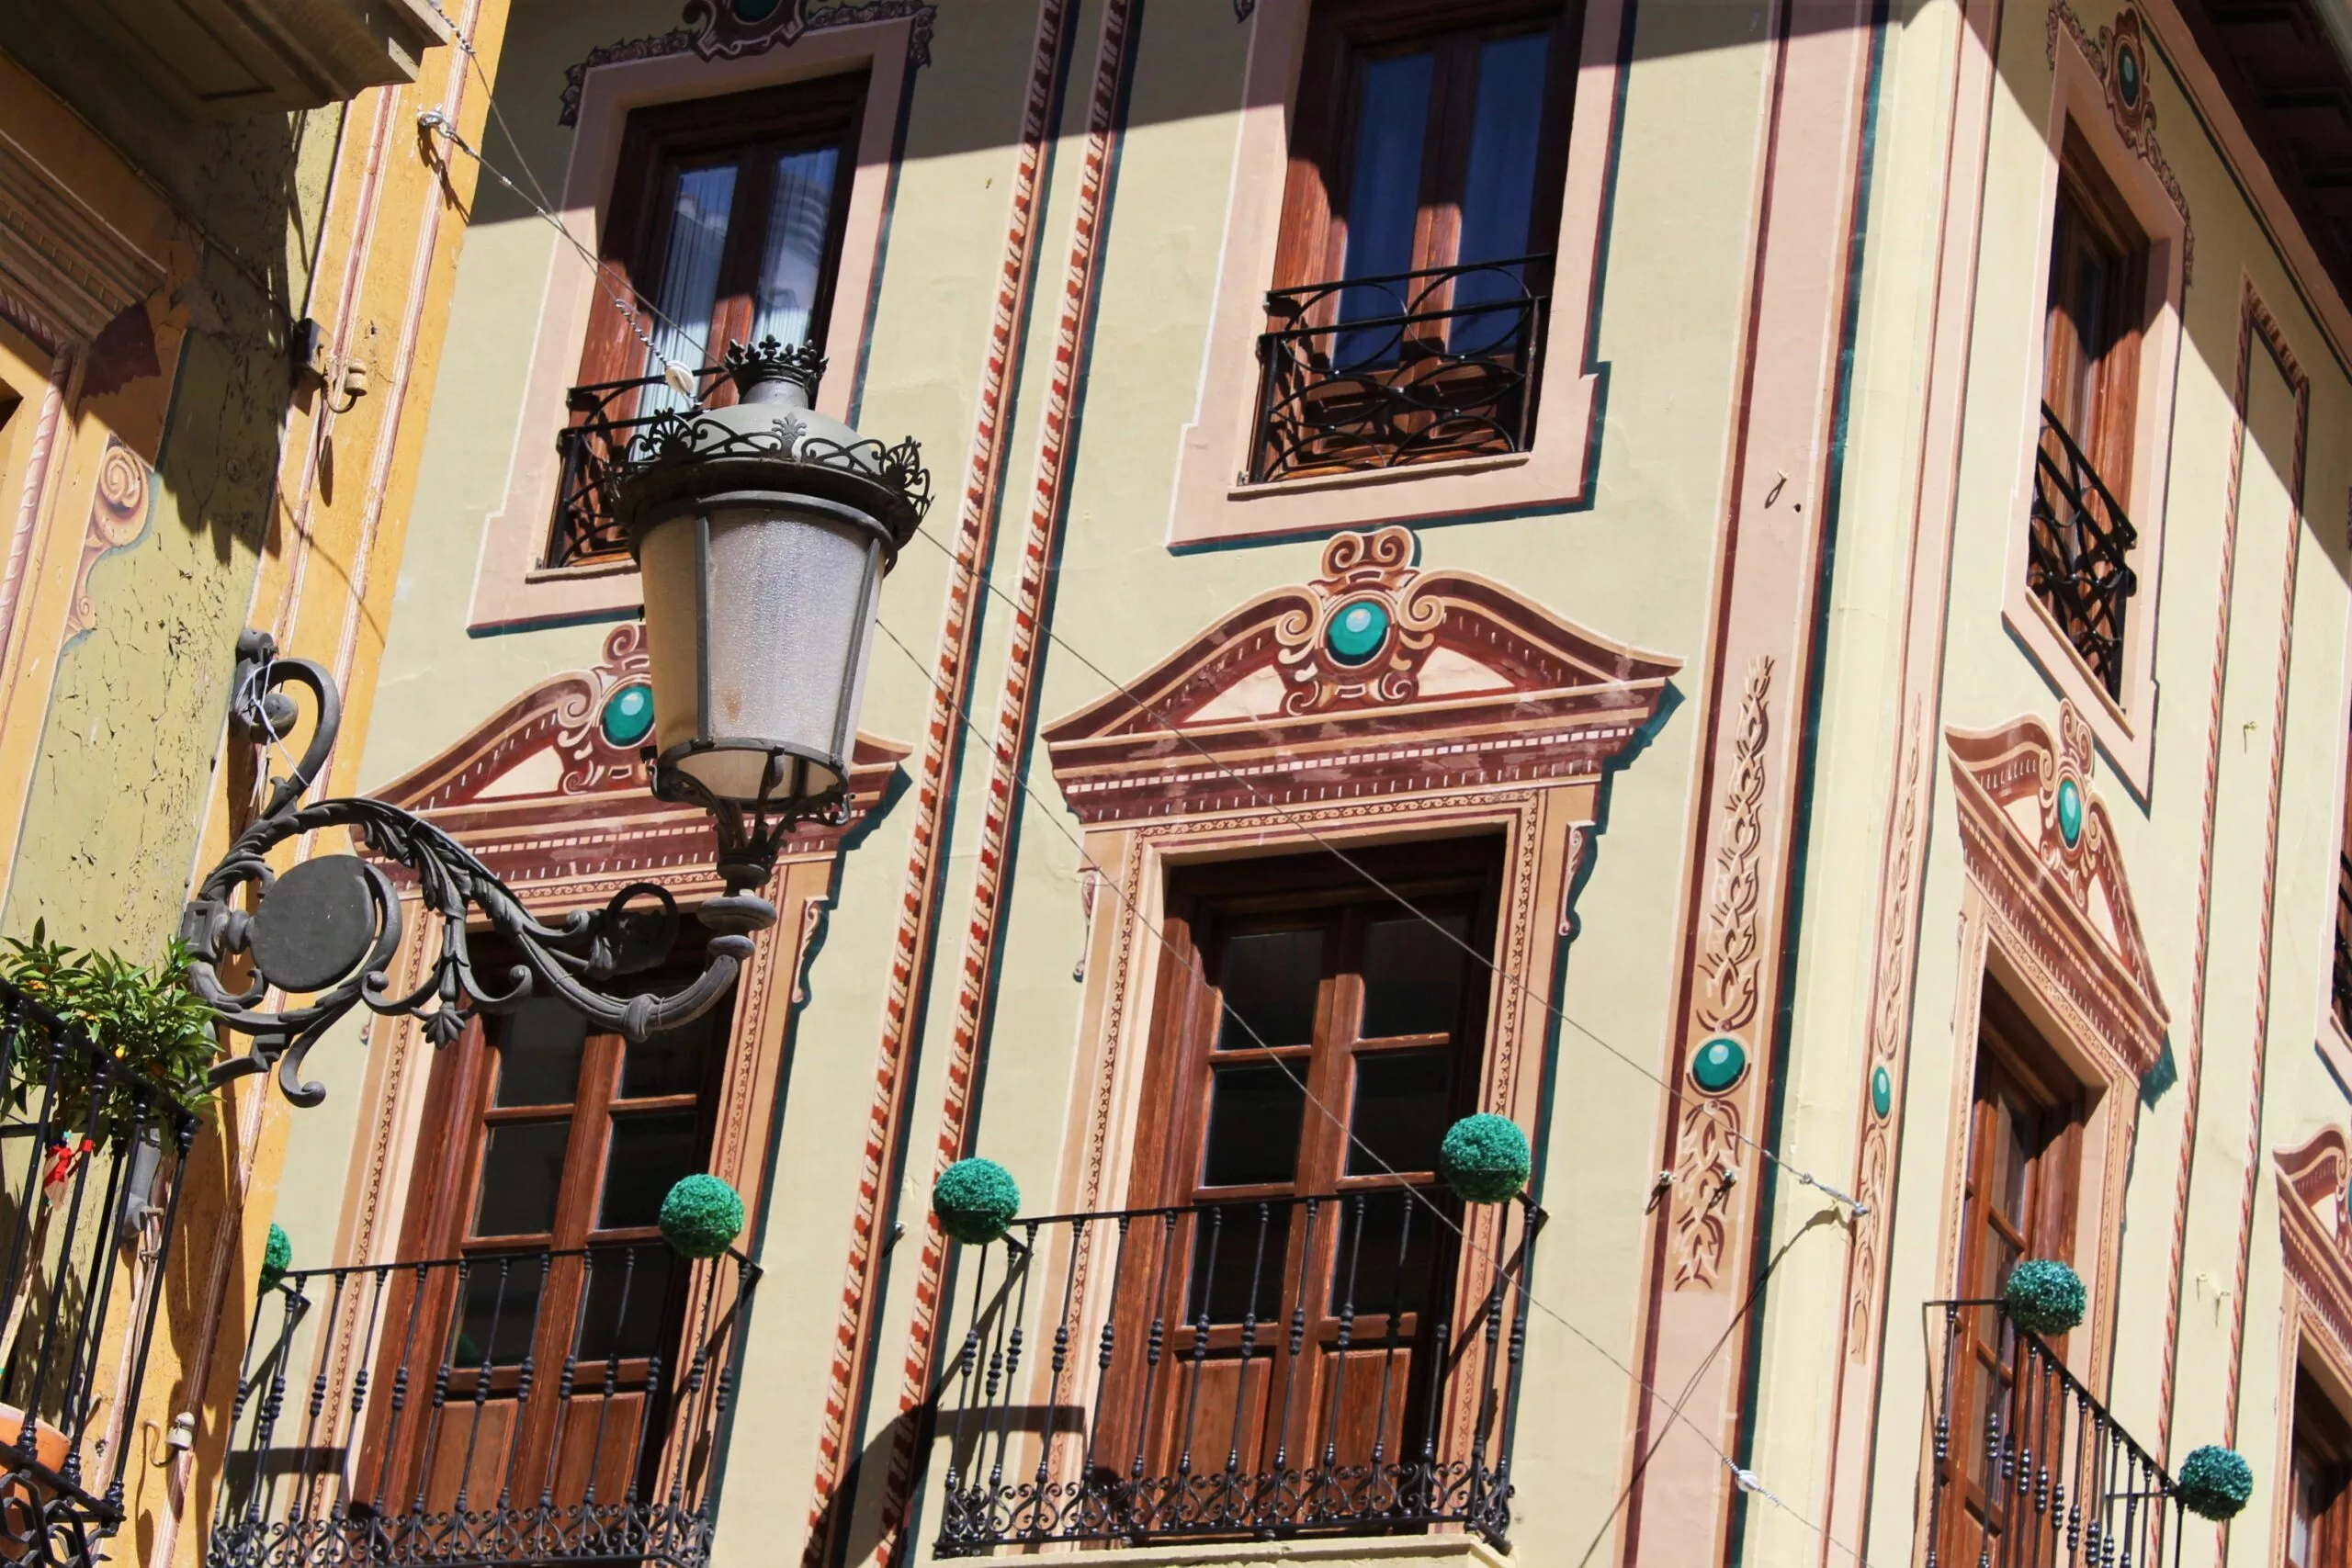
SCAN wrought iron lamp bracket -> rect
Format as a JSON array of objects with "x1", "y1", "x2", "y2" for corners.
[{"x1": 182, "y1": 631, "x2": 782, "y2": 1109}]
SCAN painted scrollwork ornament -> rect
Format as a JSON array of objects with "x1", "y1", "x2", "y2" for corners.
[{"x1": 1272, "y1": 525, "x2": 1447, "y2": 713}]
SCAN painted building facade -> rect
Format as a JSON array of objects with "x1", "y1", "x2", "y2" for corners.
[
  {"x1": 0, "y1": 4, "x2": 516, "y2": 1567},
  {"x1": 196, "y1": 0, "x2": 2352, "y2": 1565}
]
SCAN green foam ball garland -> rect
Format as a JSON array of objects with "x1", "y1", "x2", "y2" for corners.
[
  {"x1": 2173, "y1": 1445, "x2": 2253, "y2": 1522},
  {"x1": 1438, "y1": 1114, "x2": 1531, "y2": 1204},
  {"x1": 933, "y1": 1158, "x2": 1021, "y2": 1245},
  {"x1": 658, "y1": 1174, "x2": 745, "y2": 1259},
  {"x1": 259, "y1": 1222, "x2": 292, "y2": 1293},
  {"x1": 2001, "y1": 1258, "x2": 2086, "y2": 1337}
]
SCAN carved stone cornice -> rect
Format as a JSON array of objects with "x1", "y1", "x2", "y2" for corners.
[
  {"x1": 0, "y1": 130, "x2": 165, "y2": 348},
  {"x1": 1946, "y1": 703, "x2": 2167, "y2": 1078},
  {"x1": 1043, "y1": 527, "x2": 1679, "y2": 825}
]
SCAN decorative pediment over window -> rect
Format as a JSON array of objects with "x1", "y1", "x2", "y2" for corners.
[
  {"x1": 1044, "y1": 526, "x2": 1679, "y2": 824},
  {"x1": 1947, "y1": 703, "x2": 2166, "y2": 1077},
  {"x1": 371, "y1": 623, "x2": 906, "y2": 893},
  {"x1": 2279, "y1": 1127, "x2": 2352, "y2": 1393}
]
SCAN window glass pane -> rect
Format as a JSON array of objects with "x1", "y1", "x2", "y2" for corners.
[
  {"x1": 1346, "y1": 1050, "x2": 1453, "y2": 1176},
  {"x1": 492, "y1": 1000, "x2": 588, "y2": 1108},
  {"x1": 1183, "y1": 1201, "x2": 1290, "y2": 1325},
  {"x1": 579, "y1": 1243, "x2": 677, "y2": 1362},
  {"x1": 453, "y1": 1251, "x2": 552, "y2": 1366},
  {"x1": 1360, "y1": 912, "x2": 1472, "y2": 1038},
  {"x1": 752, "y1": 146, "x2": 842, "y2": 348},
  {"x1": 622, "y1": 1013, "x2": 714, "y2": 1100},
  {"x1": 1335, "y1": 51, "x2": 1435, "y2": 367},
  {"x1": 1215, "y1": 927, "x2": 1323, "y2": 1049},
  {"x1": 1200, "y1": 1064, "x2": 1306, "y2": 1187},
  {"x1": 600, "y1": 1111, "x2": 702, "y2": 1230},
  {"x1": 642, "y1": 162, "x2": 739, "y2": 415},
  {"x1": 473, "y1": 1121, "x2": 571, "y2": 1237},
  {"x1": 1453, "y1": 33, "x2": 1551, "y2": 353},
  {"x1": 1329, "y1": 1189, "x2": 1437, "y2": 1317}
]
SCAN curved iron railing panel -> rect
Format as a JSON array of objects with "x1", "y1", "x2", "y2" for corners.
[
  {"x1": 1250, "y1": 258, "x2": 1551, "y2": 485},
  {"x1": 2027, "y1": 403, "x2": 2139, "y2": 699},
  {"x1": 932, "y1": 1189, "x2": 1538, "y2": 1556}
]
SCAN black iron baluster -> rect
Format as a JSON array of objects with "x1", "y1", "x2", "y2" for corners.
[
  {"x1": 494, "y1": 1249, "x2": 555, "y2": 1516},
  {"x1": 580, "y1": 1245, "x2": 637, "y2": 1513},
  {"x1": 450, "y1": 1252, "x2": 514, "y2": 1517},
  {"x1": 984, "y1": 1223, "x2": 1038, "y2": 1519},
  {"x1": 1267, "y1": 1198, "x2": 1317, "y2": 1534},
  {"x1": 1074, "y1": 1214, "x2": 1132, "y2": 1536},
  {"x1": 1488, "y1": 1197, "x2": 1536, "y2": 1545},
  {"x1": 287, "y1": 1268, "x2": 356, "y2": 1527},
  {"x1": 1315, "y1": 1194, "x2": 1367, "y2": 1523},
  {"x1": 1364, "y1": 1192, "x2": 1412, "y2": 1519},
  {"x1": 1219, "y1": 1203, "x2": 1272, "y2": 1527},
  {"x1": 940, "y1": 1241, "x2": 992, "y2": 1544},
  {"x1": 1173, "y1": 1206, "x2": 1220, "y2": 1525},
  {"x1": 1029, "y1": 1216, "x2": 1087, "y2": 1541},
  {"x1": 413, "y1": 1258, "x2": 465, "y2": 1517},
  {"x1": 1127, "y1": 1210, "x2": 1181, "y2": 1537}
]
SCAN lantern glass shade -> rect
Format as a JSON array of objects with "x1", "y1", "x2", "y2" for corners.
[{"x1": 637, "y1": 501, "x2": 882, "y2": 806}]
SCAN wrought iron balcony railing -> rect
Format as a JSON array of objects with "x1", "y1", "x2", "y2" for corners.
[
  {"x1": 210, "y1": 1243, "x2": 757, "y2": 1568},
  {"x1": 0, "y1": 975, "x2": 199, "y2": 1568},
  {"x1": 1250, "y1": 257, "x2": 1550, "y2": 484},
  {"x1": 548, "y1": 365, "x2": 730, "y2": 570},
  {"x1": 2028, "y1": 403, "x2": 2139, "y2": 699},
  {"x1": 933, "y1": 1187, "x2": 1540, "y2": 1556},
  {"x1": 1927, "y1": 1298, "x2": 2188, "y2": 1566},
  {"x1": 2335, "y1": 851, "x2": 2352, "y2": 1035}
]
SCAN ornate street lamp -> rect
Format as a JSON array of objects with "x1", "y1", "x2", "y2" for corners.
[{"x1": 182, "y1": 338, "x2": 929, "y2": 1106}]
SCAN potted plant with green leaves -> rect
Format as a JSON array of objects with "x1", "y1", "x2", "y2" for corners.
[{"x1": 0, "y1": 924, "x2": 217, "y2": 1493}]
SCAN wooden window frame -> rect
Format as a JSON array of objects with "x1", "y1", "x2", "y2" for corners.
[
  {"x1": 2290, "y1": 1369, "x2": 2352, "y2": 1568},
  {"x1": 466, "y1": 17, "x2": 916, "y2": 632},
  {"x1": 1167, "y1": 0, "x2": 1629, "y2": 545},
  {"x1": 2005, "y1": 35, "x2": 2190, "y2": 795},
  {"x1": 1130, "y1": 840, "x2": 1504, "y2": 1211},
  {"x1": 573, "y1": 75, "x2": 867, "y2": 401},
  {"x1": 1272, "y1": 0, "x2": 1578, "y2": 298},
  {"x1": 2041, "y1": 128, "x2": 2149, "y2": 493}
]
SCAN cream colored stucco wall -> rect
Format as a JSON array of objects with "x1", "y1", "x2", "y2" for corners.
[{"x1": 290, "y1": 1, "x2": 2352, "y2": 1566}]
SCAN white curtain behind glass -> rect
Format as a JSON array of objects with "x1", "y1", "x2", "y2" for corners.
[
  {"x1": 642, "y1": 164, "x2": 737, "y2": 418},
  {"x1": 753, "y1": 147, "x2": 842, "y2": 350}
]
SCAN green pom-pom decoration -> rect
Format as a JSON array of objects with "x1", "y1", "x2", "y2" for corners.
[
  {"x1": 258, "y1": 1223, "x2": 292, "y2": 1293},
  {"x1": 658, "y1": 1174, "x2": 744, "y2": 1259},
  {"x1": 2173, "y1": 1445, "x2": 2253, "y2": 1521},
  {"x1": 1438, "y1": 1114, "x2": 1531, "y2": 1204},
  {"x1": 2001, "y1": 1258, "x2": 2086, "y2": 1337},
  {"x1": 933, "y1": 1158, "x2": 1021, "y2": 1245}
]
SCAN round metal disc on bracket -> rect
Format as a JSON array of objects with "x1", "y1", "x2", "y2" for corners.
[{"x1": 248, "y1": 855, "x2": 379, "y2": 995}]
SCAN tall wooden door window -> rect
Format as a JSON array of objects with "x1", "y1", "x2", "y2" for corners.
[
  {"x1": 2031, "y1": 131, "x2": 2148, "y2": 694},
  {"x1": 555, "y1": 75, "x2": 865, "y2": 564},
  {"x1": 1939, "y1": 984, "x2": 2084, "y2": 1568},
  {"x1": 365, "y1": 987, "x2": 728, "y2": 1515},
  {"x1": 2289, "y1": 1371, "x2": 2352, "y2": 1568},
  {"x1": 1257, "y1": 1, "x2": 1576, "y2": 479},
  {"x1": 1106, "y1": 842, "x2": 1501, "y2": 1497}
]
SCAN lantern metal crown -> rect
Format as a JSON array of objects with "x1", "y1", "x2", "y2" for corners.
[{"x1": 182, "y1": 338, "x2": 929, "y2": 1106}]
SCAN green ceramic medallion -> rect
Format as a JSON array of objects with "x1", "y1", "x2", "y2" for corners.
[
  {"x1": 1326, "y1": 600, "x2": 1389, "y2": 665},
  {"x1": 2116, "y1": 45, "x2": 2141, "y2": 107},
  {"x1": 2056, "y1": 776, "x2": 2083, "y2": 848},
  {"x1": 601, "y1": 682, "x2": 655, "y2": 749},
  {"x1": 1692, "y1": 1036, "x2": 1747, "y2": 1094},
  {"x1": 1871, "y1": 1065, "x2": 1892, "y2": 1118}
]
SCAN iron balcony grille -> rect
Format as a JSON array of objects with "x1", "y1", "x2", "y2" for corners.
[
  {"x1": 547, "y1": 365, "x2": 731, "y2": 570},
  {"x1": 0, "y1": 976, "x2": 201, "y2": 1566},
  {"x1": 209, "y1": 1243, "x2": 757, "y2": 1568},
  {"x1": 2335, "y1": 851, "x2": 2352, "y2": 1035},
  {"x1": 1927, "y1": 1298, "x2": 2189, "y2": 1566},
  {"x1": 1250, "y1": 257, "x2": 1551, "y2": 485},
  {"x1": 933, "y1": 1187, "x2": 1541, "y2": 1557},
  {"x1": 2028, "y1": 403, "x2": 2139, "y2": 699}
]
